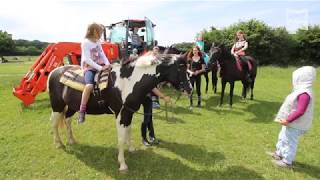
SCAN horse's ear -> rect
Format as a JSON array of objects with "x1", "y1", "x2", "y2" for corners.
[{"x1": 181, "y1": 51, "x2": 188, "y2": 60}]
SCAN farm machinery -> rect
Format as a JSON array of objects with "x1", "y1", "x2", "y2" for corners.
[{"x1": 13, "y1": 17, "x2": 156, "y2": 106}]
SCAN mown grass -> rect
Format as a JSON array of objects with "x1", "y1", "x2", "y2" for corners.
[{"x1": 0, "y1": 58, "x2": 319, "y2": 179}]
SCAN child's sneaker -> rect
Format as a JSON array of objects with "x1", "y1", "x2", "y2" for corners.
[
  {"x1": 266, "y1": 151, "x2": 282, "y2": 160},
  {"x1": 78, "y1": 112, "x2": 86, "y2": 124},
  {"x1": 272, "y1": 159, "x2": 292, "y2": 168}
]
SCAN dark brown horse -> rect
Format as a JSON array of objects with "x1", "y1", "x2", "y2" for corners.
[
  {"x1": 208, "y1": 43, "x2": 257, "y2": 106},
  {"x1": 47, "y1": 54, "x2": 192, "y2": 172},
  {"x1": 203, "y1": 53, "x2": 218, "y2": 94}
]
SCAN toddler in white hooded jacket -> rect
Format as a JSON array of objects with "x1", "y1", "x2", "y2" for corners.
[{"x1": 268, "y1": 66, "x2": 316, "y2": 167}]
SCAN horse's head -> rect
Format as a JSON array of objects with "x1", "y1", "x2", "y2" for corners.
[
  {"x1": 208, "y1": 42, "x2": 224, "y2": 66},
  {"x1": 156, "y1": 54, "x2": 192, "y2": 95}
]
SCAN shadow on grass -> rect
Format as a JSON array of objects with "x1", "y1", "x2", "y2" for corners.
[
  {"x1": 154, "y1": 113, "x2": 186, "y2": 124},
  {"x1": 245, "y1": 99, "x2": 282, "y2": 123},
  {"x1": 153, "y1": 103, "x2": 203, "y2": 124},
  {"x1": 203, "y1": 91, "x2": 244, "y2": 107},
  {"x1": 160, "y1": 140, "x2": 225, "y2": 166},
  {"x1": 202, "y1": 95, "x2": 245, "y2": 116},
  {"x1": 293, "y1": 161, "x2": 320, "y2": 179},
  {"x1": 20, "y1": 97, "x2": 51, "y2": 112},
  {"x1": 66, "y1": 143, "x2": 264, "y2": 179}
]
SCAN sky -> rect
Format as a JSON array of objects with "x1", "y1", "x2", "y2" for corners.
[{"x1": 0, "y1": 0, "x2": 320, "y2": 46}]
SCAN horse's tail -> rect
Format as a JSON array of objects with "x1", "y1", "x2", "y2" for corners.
[{"x1": 60, "y1": 106, "x2": 69, "y2": 128}]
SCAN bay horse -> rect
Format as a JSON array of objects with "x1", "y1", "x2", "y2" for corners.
[
  {"x1": 47, "y1": 53, "x2": 192, "y2": 172},
  {"x1": 208, "y1": 43, "x2": 257, "y2": 107}
]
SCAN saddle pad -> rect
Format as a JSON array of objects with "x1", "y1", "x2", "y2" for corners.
[{"x1": 59, "y1": 66, "x2": 109, "y2": 92}]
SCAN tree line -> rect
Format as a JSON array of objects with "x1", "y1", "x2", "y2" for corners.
[
  {"x1": 1, "y1": 19, "x2": 320, "y2": 65},
  {"x1": 0, "y1": 30, "x2": 49, "y2": 56},
  {"x1": 173, "y1": 19, "x2": 320, "y2": 66}
]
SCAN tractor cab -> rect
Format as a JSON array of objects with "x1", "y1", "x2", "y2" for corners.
[{"x1": 105, "y1": 17, "x2": 156, "y2": 58}]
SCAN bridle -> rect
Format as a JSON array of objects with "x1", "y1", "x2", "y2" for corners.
[{"x1": 110, "y1": 61, "x2": 190, "y2": 120}]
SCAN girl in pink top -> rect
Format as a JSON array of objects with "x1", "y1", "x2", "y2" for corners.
[{"x1": 78, "y1": 23, "x2": 111, "y2": 123}]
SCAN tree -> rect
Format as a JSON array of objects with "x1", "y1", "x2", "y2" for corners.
[
  {"x1": 295, "y1": 25, "x2": 320, "y2": 65},
  {"x1": 203, "y1": 19, "x2": 301, "y2": 65},
  {"x1": 0, "y1": 30, "x2": 15, "y2": 56},
  {"x1": 171, "y1": 42, "x2": 194, "y2": 52}
]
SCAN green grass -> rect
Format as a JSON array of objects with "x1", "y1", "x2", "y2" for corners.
[{"x1": 0, "y1": 58, "x2": 320, "y2": 179}]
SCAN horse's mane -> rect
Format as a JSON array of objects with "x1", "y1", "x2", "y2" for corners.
[
  {"x1": 122, "y1": 52, "x2": 180, "y2": 69},
  {"x1": 133, "y1": 54, "x2": 158, "y2": 67},
  {"x1": 218, "y1": 43, "x2": 233, "y2": 61}
]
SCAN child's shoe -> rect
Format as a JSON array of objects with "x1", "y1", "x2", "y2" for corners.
[
  {"x1": 266, "y1": 151, "x2": 282, "y2": 160},
  {"x1": 78, "y1": 112, "x2": 86, "y2": 124},
  {"x1": 272, "y1": 159, "x2": 292, "y2": 168}
]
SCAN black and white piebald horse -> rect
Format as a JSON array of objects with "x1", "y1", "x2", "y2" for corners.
[
  {"x1": 208, "y1": 43, "x2": 257, "y2": 106},
  {"x1": 47, "y1": 53, "x2": 192, "y2": 171}
]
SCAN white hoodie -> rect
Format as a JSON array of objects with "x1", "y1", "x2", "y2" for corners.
[{"x1": 275, "y1": 66, "x2": 316, "y2": 131}]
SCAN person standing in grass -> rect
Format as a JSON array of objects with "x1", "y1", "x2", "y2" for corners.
[
  {"x1": 187, "y1": 46, "x2": 206, "y2": 109},
  {"x1": 267, "y1": 66, "x2": 316, "y2": 167},
  {"x1": 141, "y1": 88, "x2": 171, "y2": 146}
]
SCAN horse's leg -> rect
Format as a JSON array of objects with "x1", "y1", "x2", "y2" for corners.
[
  {"x1": 50, "y1": 111, "x2": 65, "y2": 148},
  {"x1": 241, "y1": 85, "x2": 245, "y2": 98},
  {"x1": 116, "y1": 119, "x2": 128, "y2": 171},
  {"x1": 220, "y1": 80, "x2": 226, "y2": 106},
  {"x1": 212, "y1": 65, "x2": 218, "y2": 94},
  {"x1": 116, "y1": 109, "x2": 133, "y2": 172},
  {"x1": 64, "y1": 109, "x2": 77, "y2": 145},
  {"x1": 229, "y1": 81, "x2": 234, "y2": 107},
  {"x1": 250, "y1": 78, "x2": 255, "y2": 100},
  {"x1": 204, "y1": 71, "x2": 209, "y2": 94},
  {"x1": 212, "y1": 70, "x2": 218, "y2": 94},
  {"x1": 126, "y1": 125, "x2": 135, "y2": 152},
  {"x1": 241, "y1": 81, "x2": 247, "y2": 99}
]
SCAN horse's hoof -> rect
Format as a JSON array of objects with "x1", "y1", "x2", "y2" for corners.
[
  {"x1": 55, "y1": 143, "x2": 65, "y2": 149},
  {"x1": 128, "y1": 147, "x2": 136, "y2": 152},
  {"x1": 67, "y1": 140, "x2": 78, "y2": 145},
  {"x1": 119, "y1": 164, "x2": 128, "y2": 173}
]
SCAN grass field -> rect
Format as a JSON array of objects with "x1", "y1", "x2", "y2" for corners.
[{"x1": 0, "y1": 57, "x2": 319, "y2": 179}]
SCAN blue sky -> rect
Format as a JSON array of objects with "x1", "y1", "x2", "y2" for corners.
[{"x1": 0, "y1": 0, "x2": 319, "y2": 45}]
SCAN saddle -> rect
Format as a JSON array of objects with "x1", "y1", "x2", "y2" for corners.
[
  {"x1": 235, "y1": 56, "x2": 252, "y2": 72},
  {"x1": 59, "y1": 66, "x2": 110, "y2": 92}
]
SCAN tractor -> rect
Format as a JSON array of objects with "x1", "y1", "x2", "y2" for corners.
[{"x1": 13, "y1": 17, "x2": 156, "y2": 106}]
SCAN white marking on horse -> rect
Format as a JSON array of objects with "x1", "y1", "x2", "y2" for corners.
[{"x1": 114, "y1": 55, "x2": 159, "y2": 102}]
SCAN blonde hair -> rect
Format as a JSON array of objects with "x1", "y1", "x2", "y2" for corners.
[
  {"x1": 85, "y1": 23, "x2": 104, "y2": 42},
  {"x1": 235, "y1": 30, "x2": 246, "y2": 41}
]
